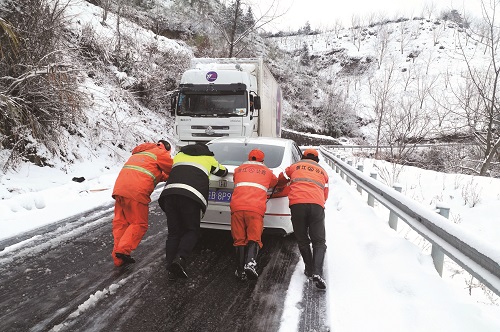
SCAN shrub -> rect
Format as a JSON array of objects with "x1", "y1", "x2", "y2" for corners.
[
  {"x1": 0, "y1": 0, "x2": 85, "y2": 169},
  {"x1": 461, "y1": 177, "x2": 482, "y2": 207}
]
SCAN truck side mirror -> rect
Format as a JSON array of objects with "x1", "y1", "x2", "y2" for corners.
[
  {"x1": 170, "y1": 95, "x2": 177, "y2": 116},
  {"x1": 253, "y1": 96, "x2": 261, "y2": 110}
]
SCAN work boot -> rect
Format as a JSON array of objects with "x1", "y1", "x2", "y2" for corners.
[
  {"x1": 234, "y1": 269, "x2": 247, "y2": 281},
  {"x1": 165, "y1": 238, "x2": 179, "y2": 270},
  {"x1": 234, "y1": 246, "x2": 247, "y2": 281},
  {"x1": 115, "y1": 252, "x2": 135, "y2": 264},
  {"x1": 112, "y1": 251, "x2": 123, "y2": 267},
  {"x1": 244, "y1": 241, "x2": 259, "y2": 280},
  {"x1": 170, "y1": 256, "x2": 188, "y2": 279},
  {"x1": 167, "y1": 271, "x2": 177, "y2": 281},
  {"x1": 298, "y1": 246, "x2": 314, "y2": 278},
  {"x1": 312, "y1": 274, "x2": 327, "y2": 290},
  {"x1": 244, "y1": 260, "x2": 258, "y2": 280},
  {"x1": 312, "y1": 246, "x2": 327, "y2": 289}
]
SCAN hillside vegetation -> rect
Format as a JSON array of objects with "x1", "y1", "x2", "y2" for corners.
[{"x1": 1, "y1": 0, "x2": 500, "y2": 177}]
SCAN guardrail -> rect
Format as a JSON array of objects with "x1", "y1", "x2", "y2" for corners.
[
  {"x1": 323, "y1": 142, "x2": 475, "y2": 148},
  {"x1": 319, "y1": 146, "x2": 500, "y2": 297},
  {"x1": 322, "y1": 142, "x2": 475, "y2": 154}
]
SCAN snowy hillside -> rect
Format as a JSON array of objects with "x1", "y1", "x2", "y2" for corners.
[
  {"x1": 2, "y1": 1, "x2": 494, "y2": 174},
  {"x1": 1, "y1": 0, "x2": 196, "y2": 177},
  {"x1": 2, "y1": 1, "x2": 499, "y2": 184},
  {"x1": 268, "y1": 16, "x2": 488, "y2": 143}
]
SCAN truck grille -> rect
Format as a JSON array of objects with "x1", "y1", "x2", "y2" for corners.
[
  {"x1": 191, "y1": 125, "x2": 230, "y2": 137},
  {"x1": 191, "y1": 126, "x2": 230, "y2": 130},
  {"x1": 192, "y1": 133, "x2": 229, "y2": 137}
]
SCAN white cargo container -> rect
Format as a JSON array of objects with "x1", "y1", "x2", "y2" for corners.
[{"x1": 170, "y1": 58, "x2": 282, "y2": 146}]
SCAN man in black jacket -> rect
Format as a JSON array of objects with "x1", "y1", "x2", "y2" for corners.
[{"x1": 158, "y1": 143, "x2": 227, "y2": 279}]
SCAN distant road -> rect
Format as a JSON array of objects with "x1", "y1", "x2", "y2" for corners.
[{"x1": 325, "y1": 142, "x2": 476, "y2": 150}]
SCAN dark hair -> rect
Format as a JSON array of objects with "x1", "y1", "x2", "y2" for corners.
[
  {"x1": 158, "y1": 140, "x2": 171, "y2": 151},
  {"x1": 302, "y1": 154, "x2": 319, "y2": 163}
]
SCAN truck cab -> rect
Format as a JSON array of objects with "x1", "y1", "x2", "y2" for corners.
[{"x1": 170, "y1": 58, "x2": 281, "y2": 147}]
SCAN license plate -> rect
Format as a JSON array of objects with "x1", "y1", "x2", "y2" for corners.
[{"x1": 208, "y1": 189, "x2": 232, "y2": 203}]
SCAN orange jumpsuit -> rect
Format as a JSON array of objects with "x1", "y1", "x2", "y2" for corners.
[
  {"x1": 282, "y1": 159, "x2": 329, "y2": 207},
  {"x1": 280, "y1": 158, "x2": 329, "y2": 279},
  {"x1": 230, "y1": 161, "x2": 278, "y2": 248},
  {"x1": 111, "y1": 143, "x2": 173, "y2": 266}
]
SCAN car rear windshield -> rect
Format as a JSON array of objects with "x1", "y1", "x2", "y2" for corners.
[{"x1": 208, "y1": 143, "x2": 285, "y2": 168}]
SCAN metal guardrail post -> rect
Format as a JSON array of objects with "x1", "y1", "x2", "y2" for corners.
[
  {"x1": 336, "y1": 155, "x2": 341, "y2": 173},
  {"x1": 323, "y1": 152, "x2": 332, "y2": 168},
  {"x1": 367, "y1": 172, "x2": 377, "y2": 207},
  {"x1": 356, "y1": 164, "x2": 364, "y2": 193},
  {"x1": 388, "y1": 184, "x2": 402, "y2": 230},
  {"x1": 340, "y1": 157, "x2": 345, "y2": 179},
  {"x1": 437, "y1": 205, "x2": 450, "y2": 219},
  {"x1": 432, "y1": 204, "x2": 450, "y2": 277},
  {"x1": 346, "y1": 160, "x2": 352, "y2": 184}
]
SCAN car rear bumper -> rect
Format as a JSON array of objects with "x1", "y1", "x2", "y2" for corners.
[{"x1": 201, "y1": 201, "x2": 294, "y2": 235}]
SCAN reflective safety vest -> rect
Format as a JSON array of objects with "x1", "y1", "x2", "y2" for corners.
[
  {"x1": 230, "y1": 161, "x2": 278, "y2": 216},
  {"x1": 160, "y1": 150, "x2": 228, "y2": 212},
  {"x1": 284, "y1": 159, "x2": 329, "y2": 208},
  {"x1": 113, "y1": 143, "x2": 173, "y2": 204}
]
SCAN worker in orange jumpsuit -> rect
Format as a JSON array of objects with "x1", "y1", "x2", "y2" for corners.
[
  {"x1": 230, "y1": 149, "x2": 278, "y2": 280},
  {"x1": 278, "y1": 148, "x2": 329, "y2": 289},
  {"x1": 111, "y1": 140, "x2": 173, "y2": 267}
]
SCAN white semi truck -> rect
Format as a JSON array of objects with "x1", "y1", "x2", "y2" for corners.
[{"x1": 170, "y1": 58, "x2": 282, "y2": 147}]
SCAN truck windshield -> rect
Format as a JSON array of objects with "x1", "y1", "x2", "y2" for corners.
[{"x1": 177, "y1": 93, "x2": 248, "y2": 117}]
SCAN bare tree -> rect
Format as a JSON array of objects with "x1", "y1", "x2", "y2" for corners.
[
  {"x1": 432, "y1": 21, "x2": 446, "y2": 46},
  {"x1": 422, "y1": 47, "x2": 436, "y2": 75},
  {"x1": 429, "y1": 74, "x2": 474, "y2": 137},
  {"x1": 381, "y1": 92, "x2": 433, "y2": 163},
  {"x1": 398, "y1": 18, "x2": 412, "y2": 54},
  {"x1": 371, "y1": 59, "x2": 397, "y2": 158},
  {"x1": 100, "y1": 0, "x2": 112, "y2": 24},
  {"x1": 332, "y1": 19, "x2": 343, "y2": 39},
  {"x1": 366, "y1": 12, "x2": 378, "y2": 27},
  {"x1": 211, "y1": 0, "x2": 288, "y2": 57},
  {"x1": 423, "y1": 1, "x2": 437, "y2": 19},
  {"x1": 401, "y1": 66, "x2": 413, "y2": 92},
  {"x1": 454, "y1": 0, "x2": 500, "y2": 176},
  {"x1": 415, "y1": 70, "x2": 439, "y2": 109},
  {"x1": 350, "y1": 14, "x2": 363, "y2": 51},
  {"x1": 319, "y1": 86, "x2": 358, "y2": 138},
  {"x1": 374, "y1": 23, "x2": 391, "y2": 69},
  {"x1": 115, "y1": 1, "x2": 123, "y2": 56}
]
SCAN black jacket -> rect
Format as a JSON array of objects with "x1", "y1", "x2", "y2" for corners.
[{"x1": 159, "y1": 143, "x2": 227, "y2": 212}]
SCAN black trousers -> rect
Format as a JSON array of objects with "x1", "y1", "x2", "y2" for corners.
[
  {"x1": 161, "y1": 195, "x2": 202, "y2": 265},
  {"x1": 290, "y1": 203, "x2": 327, "y2": 251}
]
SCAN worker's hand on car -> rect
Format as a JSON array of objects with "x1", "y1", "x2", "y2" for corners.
[{"x1": 277, "y1": 173, "x2": 289, "y2": 186}]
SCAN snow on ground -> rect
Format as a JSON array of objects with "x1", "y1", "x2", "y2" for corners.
[
  {"x1": 1, "y1": 149, "x2": 499, "y2": 331},
  {"x1": 323, "y1": 162, "x2": 500, "y2": 331},
  {"x1": 0, "y1": 160, "x2": 120, "y2": 241}
]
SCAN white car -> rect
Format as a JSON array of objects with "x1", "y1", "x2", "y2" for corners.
[{"x1": 202, "y1": 137, "x2": 302, "y2": 235}]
